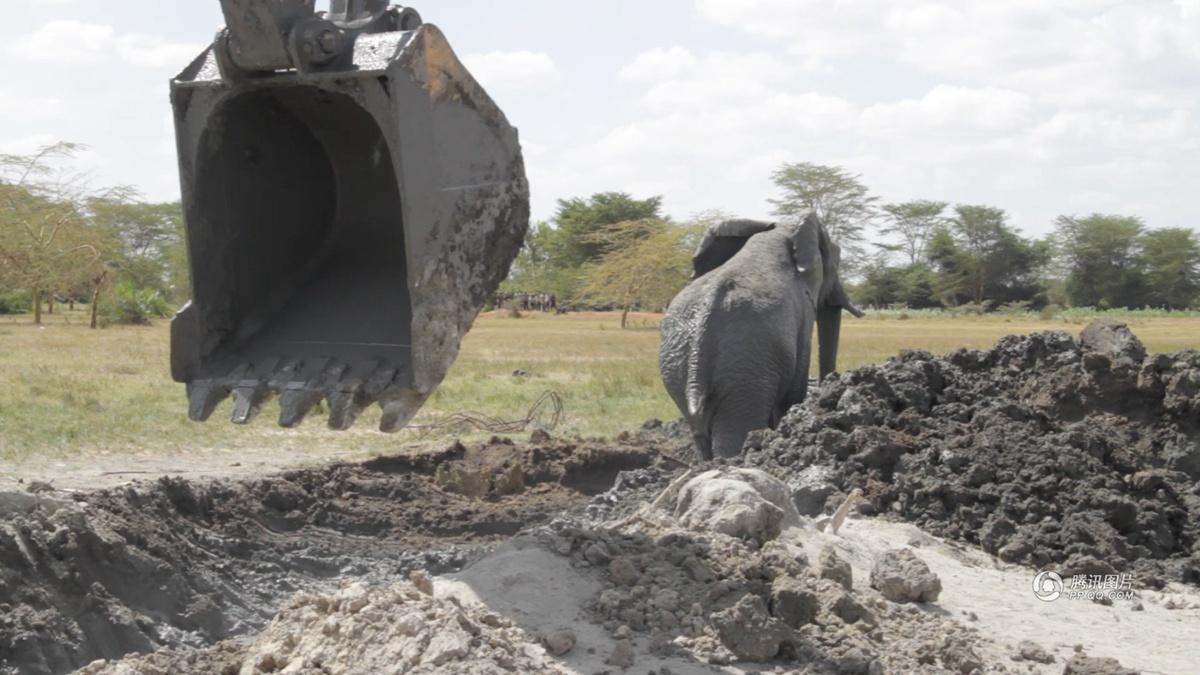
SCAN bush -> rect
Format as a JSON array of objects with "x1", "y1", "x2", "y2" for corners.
[
  {"x1": 99, "y1": 282, "x2": 170, "y2": 326},
  {"x1": 0, "y1": 290, "x2": 32, "y2": 315}
]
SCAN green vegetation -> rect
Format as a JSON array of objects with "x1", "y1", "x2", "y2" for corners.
[
  {"x1": 0, "y1": 143, "x2": 186, "y2": 328},
  {"x1": 2, "y1": 308, "x2": 1197, "y2": 461}
]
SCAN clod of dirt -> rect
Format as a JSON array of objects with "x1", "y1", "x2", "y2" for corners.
[
  {"x1": 669, "y1": 468, "x2": 797, "y2": 543},
  {"x1": 0, "y1": 437, "x2": 661, "y2": 675},
  {"x1": 870, "y1": 548, "x2": 942, "y2": 603},
  {"x1": 711, "y1": 594, "x2": 789, "y2": 661},
  {"x1": 1063, "y1": 654, "x2": 1140, "y2": 675},
  {"x1": 542, "y1": 628, "x2": 577, "y2": 657},
  {"x1": 745, "y1": 320, "x2": 1200, "y2": 586},
  {"x1": 818, "y1": 546, "x2": 854, "y2": 590},
  {"x1": 1011, "y1": 639, "x2": 1055, "y2": 664}
]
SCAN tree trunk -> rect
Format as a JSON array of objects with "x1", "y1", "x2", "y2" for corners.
[
  {"x1": 47, "y1": 296, "x2": 54, "y2": 314},
  {"x1": 33, "y1": 288, "x2": 42, "y2": 325},
  {"x1": 90, "y1": 271, "x2": 107, "y2": 329},
  {"x1": 621, "y1": 306, "x2": 630, "y2": 329}
]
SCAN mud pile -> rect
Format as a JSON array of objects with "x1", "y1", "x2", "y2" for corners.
[
  {"x1": 0, "y1": 437, "x2": 659, "y2": 675},
  {"x1": 79, "y1": 576, "x2": 570, "y2": 675},
  {"x1": 744, "y1": 320, "x2": 1200, "y2": 586}
]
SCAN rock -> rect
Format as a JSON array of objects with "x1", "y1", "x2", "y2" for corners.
[
  {"x1": 606, "y1": 639, "x2": 635, "y2": 668},
  {"x1": 543, "y1": 628, "x2": 576, "y2": 656},
  {"x1": 423, "y1": 625, "x2": 471, "y2": 666},
  {"x1": 769, "y1": 576, "x2": 819, "y2": 627},
  {"x1": 818, "y1": 546, "x2": 853, "y2": 591},
  {"x1": 1080, "y1": 319, "x2": 1146, "y2": 369},
  {"x1": 940, "y1": 637, "x2": 983, "y2": 674},
  {"x1": 788, "y1": 465, "x2": 838, "y2": 516},
  {"x1": 672, "y1": 469, "x2": 795, "y2": 542},
  {"x1": 869, "y1": 548, "x2": 942, "y2": 603},
  {"x1": 827, "y1": 591, "x2": 874, "y2": 625},
  {"x1": 683, "y1": 556, "x2": 714, "y2": 582},
  {"x1": 609, "y1": 558, "x2": 639, "y2": 587},
  {"x1": 1011, "y1": 639, "x2": 1055, "y2": 664},
  {"x1": 1162, "y1": 436, "x2": 1200, "y2": 480},
  {"x1": 408, "y1": 569, "x2": 434, "y2": 596},
  {"x1": 710, "y1": 594, "x2": 789, "y2": 661},
  {"x1": 1063, "y1": 655, "x2": 1140, "y2": 675}
]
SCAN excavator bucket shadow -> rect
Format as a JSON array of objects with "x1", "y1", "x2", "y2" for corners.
[{"x1": 169, "y1": 2, "x2": 529, "y2": 432}]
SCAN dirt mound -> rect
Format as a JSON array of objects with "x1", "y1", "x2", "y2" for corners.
[
  {"x1": 744, "y1": 320, "x2": 1200, "y2": 586},
  {"x1": 0, "y1": 437, "x2": 659, "y2": 675},
  {"x1": 79, "y1": 576, "x2": 570, "y2": 675}
]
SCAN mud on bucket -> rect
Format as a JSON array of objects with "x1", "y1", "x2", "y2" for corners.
[{"x1": 168, "y1": 1, "x2": 529, "y2": 432}]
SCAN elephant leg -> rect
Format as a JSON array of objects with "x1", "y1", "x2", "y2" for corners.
[
  {"x1": 709, "y1": 389, "x2": 777, "y2": 458},
  {"x1": 693, "y1": 432, "x2": 714, "y2": 461}
]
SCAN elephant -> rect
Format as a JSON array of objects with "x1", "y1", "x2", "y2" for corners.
[{"x1": 658, "y1": 213, "x2": 863, "y2": 459}]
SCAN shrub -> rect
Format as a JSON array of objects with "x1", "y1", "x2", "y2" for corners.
[
  {"x1": 99, "y1": 282, "x2": 171, "y2": 326},
  {"x1": 0, "y1": 290, "x2": 31, "y2": 315}
]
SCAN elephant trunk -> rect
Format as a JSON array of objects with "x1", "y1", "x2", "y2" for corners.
[{"x1": 817, "y1": 304, "x2": 843, "y2": 381}]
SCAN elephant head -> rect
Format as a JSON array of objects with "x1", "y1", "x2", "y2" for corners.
[
  {"x1": 690, "y1": 213, "x2": 862, "y2": 379},
  {"x1": 789, "y1": 213, "x2": 865, "y2": 380}
]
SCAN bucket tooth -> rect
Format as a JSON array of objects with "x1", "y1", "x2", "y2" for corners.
[
  {"x1": 187, "y1": 381, "x2": 229, "y2": 422},
  {"x1": 278, "y1": 388, "x2": 324, "y2": 428},
  {"x1": 363, "y1": 362, "x2": 399, "y2": 399},
  {"x1": 268, "y1": 359, "x2": 306, "y2": 390},
  {"x1": 327, "y1": 388, "x2": 365, "y2": 431},
  {"x1": 277, "y1": 361, "x2": 346, "y2": 428},
  {"x1": 379, "y1": 389, "x2": 428, "y2": 433},
  {"x1": 230, "y1": 383, "x2": 270, "y2": 425}
]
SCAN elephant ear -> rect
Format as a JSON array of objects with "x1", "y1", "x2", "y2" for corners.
[
  {"x1": 692, "y1": 219, "x2": 776, "y2": 279},
  {"x1": 815, "y1": 216, "x2": 864, "y2": 317}
]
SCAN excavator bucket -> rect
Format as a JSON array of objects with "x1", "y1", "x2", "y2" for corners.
[{"x1": 168, "y1": 1, "x2": 529, "y2": 431}]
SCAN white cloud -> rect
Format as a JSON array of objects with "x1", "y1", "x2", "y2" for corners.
[
  {"x1": 12, "y1": 20, "x2": 202, "y2": 67},
  {"x1": 0, "y1": 91, "x2": 66, "y2": 120},
  {"x1": 462, "y1": 50, "x2": 561, "y2": 91},
  {"x1": 619, "y1": 47, "x2": 697, "y2": 82},
  {"x1": 860, "y1": 86, "x2": 1034, "y2": 135}
]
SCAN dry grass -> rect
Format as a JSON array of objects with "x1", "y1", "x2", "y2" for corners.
[{"x1": 1, "y1": 307, "x2": 1197, "y2": 461}]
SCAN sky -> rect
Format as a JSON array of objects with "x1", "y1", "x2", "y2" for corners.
[{"x1": 2, "y1": 0, "x2": 1199, "y2": 238}]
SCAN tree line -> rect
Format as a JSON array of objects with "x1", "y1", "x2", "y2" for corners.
[
  {"x1": 773, "y1": 162, "x2": 1200, "y2": 312},
  {"x1": 5, "y1": 142, "x2": 1195, "y2": 329},
  {"x1": 508, "y1": 163, "x2": 1200, "y2": 319},
  {"x1": 0, "y1": 143, "x2": 187, "y2": 325}
]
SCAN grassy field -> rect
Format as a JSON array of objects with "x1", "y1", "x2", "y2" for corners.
[{"x1": 1, "y1": 308, "x2": 1198, "y2": 461}]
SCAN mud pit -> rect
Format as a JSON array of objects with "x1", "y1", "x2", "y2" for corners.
[{"x1": 0, "y1": 437, "x2": 661, "y2": 674}]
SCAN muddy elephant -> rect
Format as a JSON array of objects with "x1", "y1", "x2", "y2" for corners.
[{"x1": 658, "y1": 213, "x2": 863, "y2": 459}]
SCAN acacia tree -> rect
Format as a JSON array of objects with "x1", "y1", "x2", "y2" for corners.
[
  {"x1": 1139, "y1": 227, "x2": 1200, "y2": 309},
  {"x1": 1053, "y1": 214, "x2": 1147, "y2": 308},
  {"x1": 576, "y1": 219, "x2": 698, "y2": 328},
  {"x1": 930, "y1": 205, "x2": 1046, "y2": 307},
  {"x1": 0, "y1": 143, "x2": 122, "y2": 325},
  {"x1": 879, "y1": 200, "x2": 948, "y2": 265},
  {"x1": 87, "y1": 197, "x2": 187, "y2": 301},
  {"x1": 769, "y1": 162, "x2": 877, "y2": 268}
]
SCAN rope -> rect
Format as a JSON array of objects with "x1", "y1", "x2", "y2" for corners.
[{"x1": 406, "y1": 390, "x2": 564, "y2": 436}]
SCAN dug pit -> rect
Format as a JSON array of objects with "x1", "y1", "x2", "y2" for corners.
[{"x1": 0, "y1": 436, "x2": 661, "y2": 675}]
